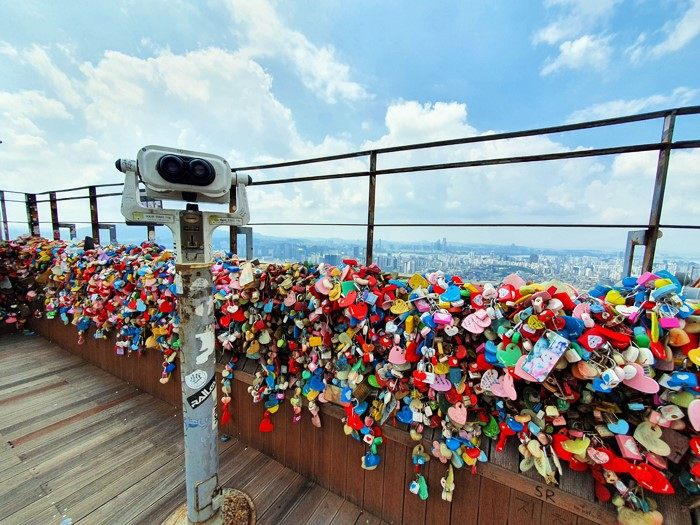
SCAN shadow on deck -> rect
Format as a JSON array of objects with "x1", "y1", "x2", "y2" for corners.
[{"x1": 0, "y1": 333, "x2": 381, "y2": 525}]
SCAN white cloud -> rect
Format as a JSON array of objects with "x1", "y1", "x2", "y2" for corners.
[
  {"x1": 628, "y1": 0, "x2": 700, "y2": 62},
  {"x1": 567, "y1": 86, "x2": 698, "y2": 122},
  {"x1": 533, "y1": 0, "x2": 618, "y2": 75},
  {"x1": 540, "y1": 34, "x2": 612, "y2": 75},
  {"x1": 226, "y1": 0, "x2": 369, "y2": 104},
  {"x1": 0, "y1": 41, "x2": 18, "y2": 58},
  {"x1": 0, "y1": 90, "x2": 71, "y2": 120},
  {"x1": 533, "y1": 0, "x2": 620, "y2": 45},
  {"x1": 23, "y1": 45, "x2": 85, "y2": 107},
  {"x1": 651, "y1": 0, "x2": 700, "y2": 56}
]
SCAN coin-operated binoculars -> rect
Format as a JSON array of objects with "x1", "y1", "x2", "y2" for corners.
[{"x1": 116, "y1": 146, "x2": 251, "y2": 523}]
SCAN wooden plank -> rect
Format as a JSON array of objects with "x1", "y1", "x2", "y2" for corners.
[
  {"x1": 450, "y1": 465, "x2": 481, "y2": 525},
  {"x1": 425, "y1": 460, "x2": 452, "y2": 525},
  {"x1": 328, "y1": 418, "x2": 348, "y2": 498},
  {"x1": 4, "y1": 421, "x2": 175, "y2": 523},
  {"x1": 2, "y1": 377, "x2": 127, "y2": 436},
  {"x1": 577, "y1": 518, "x2": 600, "y2": 525},
  {"x1": 345, "y1": 435, "x2": 366, "y2": 507},
  {"x1": 47, "y1": 431, "x2": 184, "y2": 523},
  {"x1": 313, "y1": 409, "x2": 331, "y2": 488},
  {"x1": 356, "y1": 510, "x2": 383, "y2": 525},
  {"x1": 284, "y1": 405, "x2": 301, "y2": 471},
  {"x1": 540, "y1": 504, "x2": 579, "y2": 525},
  {"x1": 257, "y1": 475, "x2": 313, "y2": 525},
  {"x1": 8, "y1": 390, "x2": 139, "y2": 446},
  {"x1": 655, "y1": 494, "x2": 692, "y2": 525},
  {"x1": 76, "y1": 454, "x2": 186, "y2": 525},
  {"x1": 306, "y1": 488, "x2": 346, "y2": 525},
  {"x1": 0, "y1": 395, "x2": 157, "y2": 482},
  {"x1": 362, "y1": 436, "x2": 386, "y2": 518},
  {"x1": 380, "y1": 439, "x2": 406, "y2": 525},
  {"x1": 273, "y1": 481, "x2": 325, "y2": 524},
  {"x1": 298, "y1": 410, "x2": 316, "y2": 479},
  {"x1": 558, "y1": 465, "x2": 595, "y2": 502},
  {"x1": 268, "y1": 401, "x2": 288, "y2": 464},
  {"x1": 508, "y1": 489, "x2": 543, "y2": 525},
  {"x1": 478, "y1": 477, "x2": 511, "y2": 525},
  {"x1": 0, "y1": 378, "x2": 68, "y2": 405},
  {"x1": 130, "y1": 442, "x2": 262, "y2": 524},
  {"x1": 488, "y1": 436, "x2": 519, "y2": 471},
  {"x1": 330, "y1": 499, "x2": 363, "y2": 525},
  {"x1": 402, "y1": 447, "x2": 428, "y2": 525},
  {"x1": 479, "y1": 461, "x2": 616, "y2": 524},
  {"x1": 248, "y1": 464, "x2": 300, "y2": 517}
]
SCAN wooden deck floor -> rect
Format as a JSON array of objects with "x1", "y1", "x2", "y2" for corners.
[{"x1": 0, "y1": 333, "x2": 381, "y2": 525}]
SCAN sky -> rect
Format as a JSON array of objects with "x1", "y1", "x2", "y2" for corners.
[{"x1": 0, "y1": 0, "x2": 699, "y2": 256}]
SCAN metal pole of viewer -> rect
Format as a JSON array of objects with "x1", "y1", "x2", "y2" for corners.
[{"x1": 174, "y1": 208, "x2": 220, "y2": 524}]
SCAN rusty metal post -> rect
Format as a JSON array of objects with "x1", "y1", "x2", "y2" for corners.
[
  {"x1": 0, "y1": 191, "x2": 8, "y2": 241},
  {"x1": 365, "y1": 152, "x2": 377, "y2": 265},
  {"x1": 642, "y1": 112, "x2": 676, "y2": 272},
  {"x1": 147, "y1": 224, "x2": 156, "y2": 241},
  {"x1": 175, "y1": 261, "x2": 219, "y2": 523},
  {"x1": 25, "y1": 193, "x2": 40, "y2": 236},
  {"x1": 89, "y1": 186, "x2": 100, "y2": 245},
  {"x1": 229, "y1": 184, "x2": 238, "y2": 256},
  {"x1": 49, "y1": 192, "x2": 61, "y2": 240}
]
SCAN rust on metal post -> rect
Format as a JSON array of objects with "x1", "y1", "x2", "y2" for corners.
[
  {"x1": 49, "y1": 192, "x2": 60, "y2": 240},
  {"x1": 365, "y1": 152, "x2": 377, "y2": 265},
  {"x1": 88, "y1": 186, "x2": 100, "y2": 245},
  {"x1": 25, "y1": 193, "x2": 40, "y2": 236},
  {"x1": 229, "y1": 185, "x2": 238, "y2": 256},
  {"x1": 0, "y1": 191, "x2": 8, "y2": 241},
  {"x1": 642, "y1": 111, "x2": 676, "y2": 272},
  {"x1": 147, "y1": 224, "x2": 156, "y2": 241}
]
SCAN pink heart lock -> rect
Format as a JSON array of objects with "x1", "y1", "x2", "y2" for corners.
[
  {"x1": 461, "y1": 314, "x2": 484, "y2": 334},
  {"x1": 447, "y1": 402, "x2": 467, "y2": 426},
  {"x1": 490, "y1": 370, "x2": 517, "y2": 400},
  {"x1": 473, "y1": 309, "x2": 492, "y2": 328},
  {"x1": 622, "y1": 363, "x2": 660, "y2": 394},
  {"x1": 688, "y1": 399, "x2": 700, "y2": 432},
  {"x1": 482, "y1": 283, "x2": 497, "y2": 301},
  {"x1": 388, "y1": 345, "x2": 407, "y2": 365},
  {"x1": 433, "y1": 309, "x2": 452, "y2": 325},
  {"x1": 502, "y1": 273, "x2": 527, "y2": 289},
  {"x1": 432, "y1": 374, "x2": 451, "y2": 392}
]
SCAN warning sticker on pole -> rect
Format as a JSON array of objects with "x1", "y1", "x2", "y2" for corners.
[
  {"x1": 186, "y1": 376, "x2": 216, "y2": 409},
  {"x1": 185, "y1": 369, "x2": 208, "y2": 390}
]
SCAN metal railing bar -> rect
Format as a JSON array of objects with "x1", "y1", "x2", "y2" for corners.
[
  {"x1": 248, "y1": 222, "x2": 653, "y2": 228},
  {"x1": 35, "y1": 183, "x2": 124, "y2": 195},
  {"x1": 233, "y1": 106, "x2": 700, "y2": 171},
  {"x1": 33, "y1": 192, "x2": 123, "y2": 203},
  {"x1": 248, "y1": 140, "x2": 700, "y2": 186}
]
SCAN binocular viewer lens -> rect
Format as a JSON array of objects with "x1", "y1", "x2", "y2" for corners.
[{"x1": 157, "y1": 154, "x2": 216, "y2": 186}]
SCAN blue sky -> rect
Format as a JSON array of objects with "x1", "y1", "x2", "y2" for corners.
[{"x1": 0, "y1": 0, "x2": 699, "y2": 255}]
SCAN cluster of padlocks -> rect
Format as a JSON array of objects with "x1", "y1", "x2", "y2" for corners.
[{"x1": 2, "y1": 236, "x2": 700, "y2": 522}]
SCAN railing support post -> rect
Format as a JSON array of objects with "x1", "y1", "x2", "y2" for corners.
[
  {"x1": 642, "y1": 112, "x2": 676, "y2": 273},
  {"x1": 89, "y1": 186, "x2": 100, "y2": 245},
  {"x1": 147, "y1": 225, "x2": 156, "y2": 241},
  {"x1": 25, "y1": 193, "x2": 40, "y2": 236},
  {"x1": 229, "y1": 184, "x2": 238, "y2": 256},
  {"x1": 366, "y1": 152, "x2": 377, "y2": 265},
  {"x1": 0, "y1": 191, "x2": 8, "y2": 241},
  {"x1": 49, "y1": 192, "x2": 61, "y2": 240}
]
